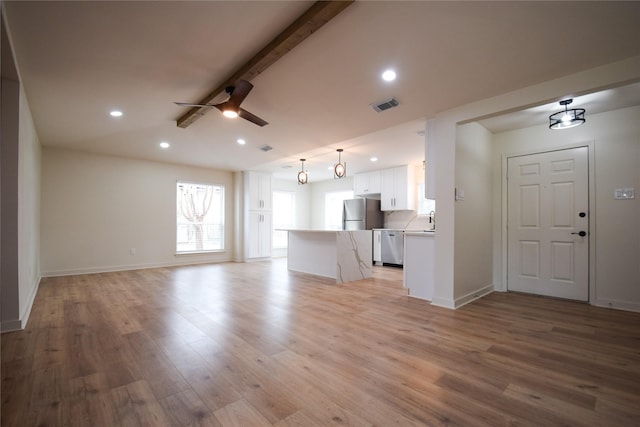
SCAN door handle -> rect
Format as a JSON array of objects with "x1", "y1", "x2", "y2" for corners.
[{"x1": 571, "y1": 231, "x2": 587, "y2": 237}]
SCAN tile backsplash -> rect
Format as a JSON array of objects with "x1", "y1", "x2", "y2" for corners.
[{"x1": 384, "y1": 210, "x2": 435, "y2": 231}]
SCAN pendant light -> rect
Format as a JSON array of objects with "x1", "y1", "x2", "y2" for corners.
[
  {"x1": 334, "y1": 149, "x2": 346, "y2": 179},
  {"x1": 297, "y1": 159, "x2": 308, "y2": 185},
  {"x1": 549, "y1": 99, "x2": 585, "y2": 130}
]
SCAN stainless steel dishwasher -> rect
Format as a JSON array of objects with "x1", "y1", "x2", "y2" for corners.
[{"x1": 381, "y1": 230, "x2": 404, "y2": 267}]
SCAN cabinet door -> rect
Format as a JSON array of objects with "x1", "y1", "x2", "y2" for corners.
[
  {"x1": 260, "y1": 212, "x2": 272, "y2": 257},
  {"x1": 393, "y1": 166, "x2": 409, "y2": 209},
  {"x1": 381, "y1": 168, "x2": 396, "y2": 210},
  {"x1": 354, "y1": 173, "x2": 369, "y2": 196},
  {"x1": 248, "y1": 211, "x2": 272, "y2": 258},
  {"x1": 260, "y1": 174, "x2": 272, "y2": 211},
  {"x1": 247, "y1": 172, "x2": 262, "y2": 211},
  {"x1": 368, "y1": 171, "x2": 381, "y2": 194},
  {"x1": 246, "y1": 171, "x2": 272, "y2": 211}
]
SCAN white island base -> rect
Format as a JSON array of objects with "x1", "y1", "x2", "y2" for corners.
[{"x1": 286, "y1": 230, "x2": 372, "y2": 284}]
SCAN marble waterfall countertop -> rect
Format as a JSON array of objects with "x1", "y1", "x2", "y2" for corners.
[{"x1": 284, "y1": 229, "x2": 372, "y2": 284}]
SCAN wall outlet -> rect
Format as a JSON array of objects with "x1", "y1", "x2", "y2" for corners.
[{"x1": 129, "y1": 248, "x2": 136, "y2": 256}]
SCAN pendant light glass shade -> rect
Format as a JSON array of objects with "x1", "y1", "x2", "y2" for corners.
[
  {"x1": 549, "y1": 99, "x2": 585, "y2": 130},
  {"x1": 297, "y1": 159, "x2": 308, "y2": 185},
  {"x1": 334, "y1": 149, "x2": 346, "y2": 179}
]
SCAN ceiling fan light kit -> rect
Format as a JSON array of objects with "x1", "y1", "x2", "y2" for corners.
[
  {"x1": 549, "y1": 99, "x2": 585, "y2": 130},
  {"x1": 175, "y1": 79, "x2": 268, "y2": 127},
  {"x1": 334, "y1": 149, "x2": 346, "y2": 179}
]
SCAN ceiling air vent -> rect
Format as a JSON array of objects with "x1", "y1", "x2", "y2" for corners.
[
  {"x1": 259, "y1": 144, "x2": 273, "y2": 152},
  {"x1": 371, "y1": 97, "x2": 399, "y2": 112}
]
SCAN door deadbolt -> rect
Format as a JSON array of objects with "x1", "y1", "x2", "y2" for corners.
[{"x1": 571, "y1": 231, "x2": 587, "y2": 237}]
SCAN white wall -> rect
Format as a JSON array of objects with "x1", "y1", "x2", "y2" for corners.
[
  {"x1": 18, "y1": 86, "x2": 41, "y2": 326},
  {"x1": 41, "y1": 148, "x2": 235, "y2": 276},
  {"x1": 492, "y1": 106, "x2": 640, "y2": 311},
  {"x1": 454, "y1": 122, "x2": 493, "y2": 304}
]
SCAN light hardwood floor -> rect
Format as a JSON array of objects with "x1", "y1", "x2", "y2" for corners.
[{"x1": 2, "y1": 259, "x2": 640, "y2": 426}]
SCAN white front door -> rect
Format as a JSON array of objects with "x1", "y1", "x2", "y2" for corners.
[{"x1": 507, "y1": 147, "x2": 589, "y2": 301}]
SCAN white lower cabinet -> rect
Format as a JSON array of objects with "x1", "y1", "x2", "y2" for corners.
[
  {"x1": 403, "y1": 233, "x2": 435, "y2": 301},
  {"x1": 373, "y1": 230, "x2": 382, "y2": 264},
  {"x1": 247, "y1": 211, "x2": 272, "y2": 259}
]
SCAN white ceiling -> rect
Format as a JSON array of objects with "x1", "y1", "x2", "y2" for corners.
[{"x1": 4, "y1": 1, "x2": 640, "y2": 181}]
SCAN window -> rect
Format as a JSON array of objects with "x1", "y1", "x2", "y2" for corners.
[
  {"x1": 325, "y1": 190, "x2": 354, "y2": 230},
  {"x1": 417, "y1": 182, "x2": 436, "y2": 215},
  {"x1": 176, "y1": 182, "x2": 224, "y2": 253},
  {"x1": 273, "y1": 191, "x2": 295, "y2": 248}
]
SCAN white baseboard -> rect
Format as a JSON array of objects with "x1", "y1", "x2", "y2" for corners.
[
  {"x1": 1, "y1": 275, "x2": 41, "y2": 333},
  {"x1": 41, "y1": 257, "x2": 232, "y2": 278},
  {"x1": 594, "y1": 298, "x2": 640, "y2": 313},
  {"x1": 454, "y1": 284, "x2": 495, "y2": 309},
  {"x1": 430, "y1": 297, "x2": 456, "y2": 309},
  {"x1": 19, "y1": 274, "x2": 41, "y2": 329}
]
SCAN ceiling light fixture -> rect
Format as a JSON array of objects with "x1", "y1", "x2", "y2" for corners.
[
  {"x1": 222, "y1": 109, "x2": 239, "y2": 119},
  {"x1": 297, "y1": 159, "x2": 308, "y2": 185},
  {"x1": 237, "y1": 138, "x2": 246, "y2": 145},
  {"x1": 549, "y1": 99, "x2": 585, "y2": 130},
  {"x1": 334, "y1": 149, "x2": 346, "y2": 179},
  {"x1": 370, "y1": 156, "x2": 378, "y2": 162},
  {"x1": 110, "y1": 110, "x2": 123, "y2": 117},
  {"x1": 382, "y1": 69, "x2": 396, "y2": 82},
  {"x1": 159, "y1": 141, "x2": 170, "y2": 149}
]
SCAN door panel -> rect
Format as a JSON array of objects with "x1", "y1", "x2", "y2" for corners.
[{"x1": 507, "y1": 147, "x2": 589, "y2": 301}]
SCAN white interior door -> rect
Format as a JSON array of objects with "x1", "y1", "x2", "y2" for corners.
[{"x1": 507, "y1": 147, "x2": 589, "y2": 301}]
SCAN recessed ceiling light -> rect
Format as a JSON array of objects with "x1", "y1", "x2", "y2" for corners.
[
  {"x1": 370, "y1": 156, "x2": 378, "y2": 162},
  {"x1": 110, "y1": 110, "x2": 123, "y2": 117},
  {"x1": 237, "y1": 138, "x2": 246, "y2": 145},
  {"x1": 159, "y1": 141, "x2": 170, "y2": 149},
  {"x1": 382, "y1": 69, "x2": 396, "y2": 82}
]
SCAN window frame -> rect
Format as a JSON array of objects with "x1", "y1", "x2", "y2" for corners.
[{"x1": 176, "y1": 181, "x2": 225, "y2": 254}]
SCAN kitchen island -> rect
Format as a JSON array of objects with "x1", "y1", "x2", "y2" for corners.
[{"x1": 284, "y1": 229, "x2": 372, "y2": 284}]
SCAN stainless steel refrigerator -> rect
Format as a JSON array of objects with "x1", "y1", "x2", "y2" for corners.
[{"x1": 342, "y1": 198, "x2": 383, "y2": 230}]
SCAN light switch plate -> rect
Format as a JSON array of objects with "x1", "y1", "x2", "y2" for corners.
[{"x1": 614, "y1": 188, "x2": 635, "y2": 200}]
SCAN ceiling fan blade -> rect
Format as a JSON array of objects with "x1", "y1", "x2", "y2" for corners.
[
  {"x1": 227, "y1": 79, "x2": 253, "y2": 109},
  {"x1": 174, "y1": 102, "x2": 216, "y2": 108},
  {"x1": 238, "y1": 108, "x2": 268, "y2": 127}
]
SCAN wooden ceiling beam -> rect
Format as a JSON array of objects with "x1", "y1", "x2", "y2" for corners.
[{"x1": 176, "y1": 0, "x2": 354, "y2": 128}]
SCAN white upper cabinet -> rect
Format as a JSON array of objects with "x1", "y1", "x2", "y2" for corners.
[
  {"x1": 354, "y1": 170, "x2": 381, "y2": 196},
  {"x1": 246, "y1": 171, "x2": 272, "y2": 211},
  {"x1": 381, "y1": 165, "x2": 415, "y2": 211}
]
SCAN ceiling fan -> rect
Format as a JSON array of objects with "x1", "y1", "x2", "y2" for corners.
[{"x1": 175, "y1": 79, "x2": 268, "y2": 127}]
